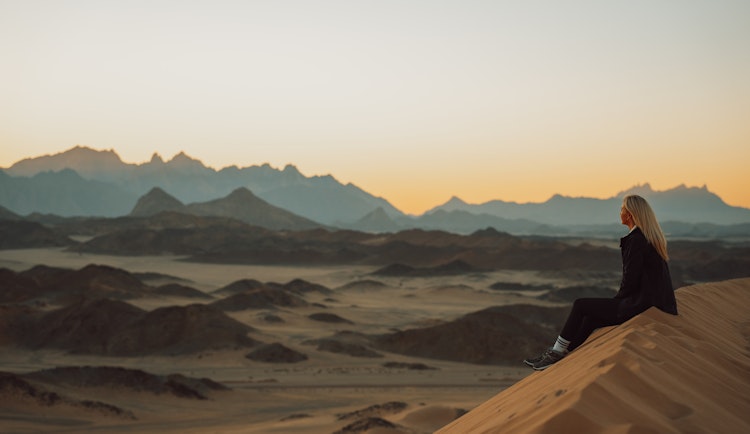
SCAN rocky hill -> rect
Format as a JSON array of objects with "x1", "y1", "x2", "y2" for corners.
[
  {"x1": 130, "y1": 187, "x2": 324, "y2": 230},
  {"x1": 372, "y1": 304, "x2": 569, "y2": 364},
  {"x1": 13, "y1": 298, "x2": 259, "y2": 356},
  {"x1": 0, "y1": 220, "x2": 75, "y2": 249},
  {"x1": 74, "y1": 225, "x2": 620, "y2": 270},
  {"x1": 0, "y1": 264, "x2": 153, "y2": 304},
  {"x1": 184, "y1": 187, "x2": 323, "y2": 230},
  {"x1": 0, "y1": 365, "x2": 229, "y2": 422},
  {"x1": 129, "y1": 187, "x2": 186, "y2": 216}
]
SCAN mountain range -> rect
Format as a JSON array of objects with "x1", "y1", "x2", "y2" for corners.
[
  {"x1": 130, "y1": 186, "x2": 322, "y2": 230},
  {"x1": 2, "y1": 146, "x2": 400, "y2": 224},
  {"x1": 2, "y1": 146, "x2": 749, "y2": 236}
]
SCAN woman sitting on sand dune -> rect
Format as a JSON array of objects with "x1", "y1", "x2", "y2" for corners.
[{"x1": 525, "y1": 194, "x2": 678, "y2": 370}]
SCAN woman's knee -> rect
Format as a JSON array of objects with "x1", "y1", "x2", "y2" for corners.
[{"x1": 571, "y1": 298, "x2": 590, "y2": 312}]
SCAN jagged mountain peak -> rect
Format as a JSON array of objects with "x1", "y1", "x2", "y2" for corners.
[
  {"x1": 184, "y1": 187, "x2": 323, "y2": 230},
  {"x1": 362, "y1": 206, "x2": 390, "y2": 219},
  {"x1": 1, "y1": 146, "x2": 405, "y2": 224},
  {"x1": 143, "y1": 186, "x2": 179, "y2": 199},
  {"x1": 446, "y1": 196, "x2": 468, "y2": 206},
  {"x1": 615, "y1": 183, "x2": 723, "y2": 202},
  {"x1": 615, "y1": 183, "x2": 656, "y2": 197},
  {"x1": 349, "y1": 207, "x2": 401, "y2": 233},
  {"x1": 6, "y1": 145, "x2": 125, "y2": 175},
  {"x1": 166, "y1": 151, "x2": 206, "y2": 169},
  {"x1": 225, "y1": 187, "x2": 259, "y2": 200},
  {"x1": 280, "y1": 164, "x2": 306, "y2": 183},
  {"x1": 421, "y1": 196, "x2": 470, "y2": 216},
  {"x1": 282, "y1": 164, "x2": 300, "y2": 173},
  {"x1": 58, "y1": 145, "x2": 121, "y2": 161},
  {"x1": 130, "y1": 187, "x2": 185, "y2": 217},
  {"x1": 148, "y1": 153, "x2": 164, "y2": 164}
]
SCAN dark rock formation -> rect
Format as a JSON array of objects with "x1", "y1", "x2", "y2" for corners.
[
  {"x1": 382, "y1": 362, "x2": 438, "y2": 370},
  {"x1": 16, "y1": 299, "x2": 258, "y2": 356},
  {"x1": 0, "y1": 371, "x2": 136, "y2": 419},
  {"x1": 372, "y1": 260, "x2": 481, "y2": 276},
  {"x1": 333, "y1": 417, "x2": 401, "y2": 434},
  {"x1": 337, "y1": 401, "x2": 408, "y2": 421},
  {"x1": 245, "y1": 343, "x2": 308, "y2": 363},
  {"x1": 25, "y1": 366, "x2": 228, "y2": 399},
  {"x1": 338, "y1": 280, "x2": 388, "y2": 290},
  {"x1": 373, "y1": 304, "x2": 569, "y2": 365},
  {"x1": 107, "y1": 304, "x2": 258, "y2": 356},
  {"x1": 153, "y1": 283, "x2": 213, "y2": 299},
  {"x1": 308, "y1": 313, "x2": 354, "y2": 324},
  {"x1": 307, "y1": 338, "x2": 383, "y2": 358},
  {"x1": 0, "y1": 220, "x2": 74, "y2": 249},
  {"x1": 210, "y1": 289, "x2": 308, "y2": 311}
]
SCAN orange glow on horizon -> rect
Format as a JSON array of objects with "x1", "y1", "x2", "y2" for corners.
[{"x1": 1, "y1": 2, "x2": 749, "y2": 215}]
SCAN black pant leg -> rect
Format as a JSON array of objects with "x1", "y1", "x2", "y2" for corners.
[{"x1": 559, "y1": 298, "x2": 622, "y2": 349}]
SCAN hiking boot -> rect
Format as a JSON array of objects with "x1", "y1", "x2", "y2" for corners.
[
  {"x1": 523, "y1": 348, "x2": 551, "y2": 367},
  {"x1": 532, "y1": 349, "x2": 566, "y2": 371}
]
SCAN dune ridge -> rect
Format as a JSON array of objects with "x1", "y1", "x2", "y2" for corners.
[{"x1": 436, "y1": 278, "x2": 750, "y2": 434}]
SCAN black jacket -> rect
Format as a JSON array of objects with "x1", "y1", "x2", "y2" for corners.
[{"x1": 614, "y1": 227, "x2": 678, "y2": 320}]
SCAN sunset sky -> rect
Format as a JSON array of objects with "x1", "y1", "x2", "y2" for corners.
[{"x1": 1, "y1": 0, "x2": 749, "y2": 214}]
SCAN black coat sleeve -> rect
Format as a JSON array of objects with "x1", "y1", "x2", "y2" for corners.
[{"x1": 614, "y1": 231, "x2": 646, "y2": 300}]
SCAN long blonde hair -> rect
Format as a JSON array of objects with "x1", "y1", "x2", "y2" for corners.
[{"x1": 623, "y1": 195, "x2": 669, "y2": 261}]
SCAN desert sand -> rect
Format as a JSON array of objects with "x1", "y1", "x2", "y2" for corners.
[
  {"x1": 2, "y1": 247, "x2": 747, "y2": 433},
  {"x1": 437, "y1": 278, "x2": 750, "y2": 434},
  {"x1": 0, "y1": 247, "x2": 560, "y2": 434}
]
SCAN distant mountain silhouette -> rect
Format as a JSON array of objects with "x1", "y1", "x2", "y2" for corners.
[
  {"x1": 403, "y1": 209, "x2": 553, "y2": 235},
  {"x1": 345, "y1": 207, "x2": 402, "y2": 233},
  {"x1": 0, "y1": 168, "x2": 137, "y2": 216},
  {"x1": 430, "y1": 183, "x2": 750, "y2": 226},
  {"x1": 128, "y1": 187, "x2": 323, "y2": 230},
  {"x1": 3, "y1": 147, "x2": 749, "y2": 233},
  {"x1": 130, "y1": 187, "x2": 185, "y2": 216},
  {"x1": 2, "y1": 146, "x2": 403, "y2": 223},
  {"x1": 7, "y1": 146, "x2": 127, "y2": 179},
  {"x1": 183, "y1": 187, "x2": 322, "y2": 230},
  {"x1": 0, "y1": 205, "x2": 20, "y2": 220}
]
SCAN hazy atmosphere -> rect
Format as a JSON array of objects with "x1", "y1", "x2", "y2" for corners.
[
  {"x1": 2, "y1": 3, "x2": 750, "y2": 433},
  {"x1": 2, "y1": 0, "x2": 750, "y2": 213}
]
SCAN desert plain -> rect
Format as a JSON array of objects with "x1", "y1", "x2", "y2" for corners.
[{"x1": 0, "y1": 245, "x2": 589, "y2": 434}]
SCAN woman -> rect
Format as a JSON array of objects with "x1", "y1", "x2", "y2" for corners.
[{"x1": 524, "y1": 194, "x2": 678, "y2": 370}]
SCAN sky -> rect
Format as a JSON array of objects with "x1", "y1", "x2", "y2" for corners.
[{"x1": 1, "y1": 0, "x2": 749, "y2": 214}]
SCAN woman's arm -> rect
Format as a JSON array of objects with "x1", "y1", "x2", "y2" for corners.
[{"x1": 614, "y1": 233, "x2": 646, "y2": 299}]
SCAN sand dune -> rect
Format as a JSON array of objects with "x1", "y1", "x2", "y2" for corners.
[{"x1": 436, "y1": 278, "x2": 750, "y2": 434}]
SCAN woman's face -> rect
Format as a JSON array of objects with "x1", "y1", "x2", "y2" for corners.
[{"x1": 620, "y1": 204, "x2": 632, "y2": 226}]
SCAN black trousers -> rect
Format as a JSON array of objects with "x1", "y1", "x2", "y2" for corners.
[{"x1": 559, "y1": 298, "x2": 623, "y2": 351}]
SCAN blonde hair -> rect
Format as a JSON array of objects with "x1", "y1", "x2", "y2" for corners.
[{"x1": 623, "y1": 195, "x2": 669, "y2": 261}]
